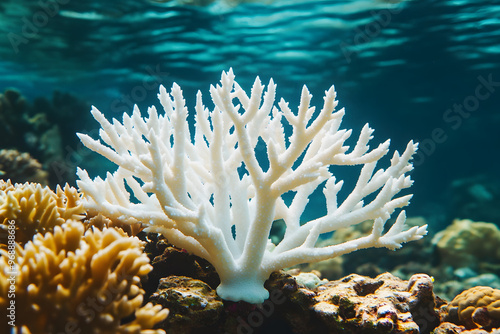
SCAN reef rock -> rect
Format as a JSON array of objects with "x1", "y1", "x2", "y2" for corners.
[
  {"x1": 150, "y1": 276, "x2": 224, "y2": 334},
  {"x1": 265, "y1": 271, "x2": 443, "y2": 334}
]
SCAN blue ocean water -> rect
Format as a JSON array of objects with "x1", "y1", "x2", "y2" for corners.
[{"x1": 1, "y1": 0, "x2": 499, "y2": 223}]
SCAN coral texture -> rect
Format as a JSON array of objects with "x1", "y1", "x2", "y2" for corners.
[
  {"x1": 0, "y1": 220, "x2": 168, "y2": 333},
  {"x1": 0, "y1": 180, "x2": 85, "y2": 246},
  {"x1": 445, "y1": 286, "x2": 500, "y2": 330},
  {"x1": 432, "y1": 219, "x2": 500, "y2": 269},
  {"x1": 76, "y1": 69, "x2": 427, "y2": 303},
  {"x1": 84, "y1": 212, "x2": 145, "y2": 236},
  {"x1": 0, "y1": 149, "x2": 48, "y2": 184},
  {"x1": 144, "y1": 271, "x2": 442, "y2": 333},
  {"x1": 264, "y1": 272, "x2": 441, "y2": 334}
]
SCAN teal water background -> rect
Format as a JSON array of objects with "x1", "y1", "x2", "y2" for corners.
[{"x1": 1, "y1": 0, "x2": 499, "y2": 224}]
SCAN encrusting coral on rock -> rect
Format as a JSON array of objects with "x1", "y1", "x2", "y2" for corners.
[
  {"x1": 0, "y1": 220, "x2": 169, "y2": 334},
  {"x1": 443, "y1": 286, "x2": 500, "y2": 330},
  {"x1": 150, "y1": 276, "x2": 224, "y2": 333},
  {"x1": 0, "y1": 179, "x2": 85, "y2": 247},
  {"x1": 262, "y1": 271, "x2": 443, "y2": 334},
  {"x1": 139, "y1": 263, "x2": 445, "y2": 333}
]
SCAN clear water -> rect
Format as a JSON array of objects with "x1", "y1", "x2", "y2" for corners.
[{"x1": 1, "y1": 0, "x2": 499, "y2": 221}]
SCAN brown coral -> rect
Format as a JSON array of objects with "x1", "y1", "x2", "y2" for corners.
[
  {"x1": 432, "y1": 219, "x2": 500, "y2": 269},
  {"x1": 0, "y1": 149, "x2": 48, "y2": 184},
  {"x1": 445, "y1": 286, "x2": 500, "y2": 330},
  {"x1": 0, "y1": 180, "x2": 85, "y2": 246},
  {"x1": 0, "y1": 220, "x2": 169, "y2": 333}
]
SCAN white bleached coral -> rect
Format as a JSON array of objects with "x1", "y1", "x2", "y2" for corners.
[{"x1": 76, "y1": 69, "x2": 427, "y2": 304}]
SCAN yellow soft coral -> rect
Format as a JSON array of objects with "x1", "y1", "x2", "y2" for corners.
[
  {"x1": 0, "y1": 220, "x2": 168, "y2": 333},
  {"x1": 0, "y1": 180, "x2": 85, "y2": 246}
]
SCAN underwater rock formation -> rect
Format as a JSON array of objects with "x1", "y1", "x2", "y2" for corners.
[
  {"x1": 264, "y1": 271, "x2": 443, "y2": 334},
  {"x1": 144, "y1": 269, "x2": 444, "y2": 333},
  {"x1": 144, "y1": 234, "x2": 221, "y2": 300},
  {"x1": 0, "y1": 220, "x2": 169, "y2": 333},
  {"x1": 150, "y1": 276, "x2": 224, "y2": 333}
]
